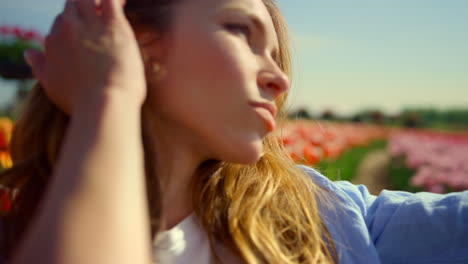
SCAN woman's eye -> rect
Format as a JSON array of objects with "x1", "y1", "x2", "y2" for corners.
[{"x1": 225, "y1": 23, "x2": 251, "y2": 40}]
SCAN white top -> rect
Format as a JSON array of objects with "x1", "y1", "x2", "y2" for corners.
[{"x1": 152, "y1": 214, "x2": 240, "y2": 264}]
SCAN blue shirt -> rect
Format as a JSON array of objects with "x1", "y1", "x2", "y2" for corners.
[{"x1": 301, "y1": 165, "x2": 468, "y2": 264}]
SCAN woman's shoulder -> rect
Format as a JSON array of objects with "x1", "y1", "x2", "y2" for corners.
[
  {"x1": 296, "y1": 165, "x2": 383, "y2": 263},
  {"x1": 298, "y1": 164, "x2": 468, "y2": 224},
  {"x1": 297, "y1": 165, "x2": 378, "y2": 211},
  {"x1": 297, "y1": 165, "x2": 468, "y2": 264}
]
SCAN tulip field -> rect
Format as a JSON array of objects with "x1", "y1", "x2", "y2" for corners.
[
  {"x1": 0, "y1": 117, "x2": 13, "y2": 212},
  {"x1": 277, "y1": 121, "x2": 388, "y2": 162},
  {"x1": 276, "y1": 120, "x2": 388, "y2": 181},
  {"x1": 388, "y1": 130, "x2": 468, "y2": 193},
  {"x1": 0, "y1": 117, "x2": 13, "y2": 170},
  {"x1": 276, "y1": 121, "x2": 468, "y2": 193}
]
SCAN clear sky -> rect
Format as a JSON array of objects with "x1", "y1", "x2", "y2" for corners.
[{"x1": 1, "y1": 0, "x2": 467, "y2": 115}]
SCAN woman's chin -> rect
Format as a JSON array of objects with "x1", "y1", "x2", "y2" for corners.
[{"x1": 221, "y1": 138, "x2": 265, "y2": 164}]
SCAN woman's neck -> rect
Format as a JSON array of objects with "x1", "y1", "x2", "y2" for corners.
[
  {"x1": 153, "y1": 126, "x2": 207, "y2": 231},
  {"x1": 159, "y1": 171, "x2": 195, "y2": 230}
]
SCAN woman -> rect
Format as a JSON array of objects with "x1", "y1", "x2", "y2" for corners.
[{"x1": 1, "y1": 0, "x2": 467, "y2": 263}]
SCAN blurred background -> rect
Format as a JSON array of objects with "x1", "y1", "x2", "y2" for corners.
[{"x1": 1, "y1": 0, "x2": 467, "y2": 196}]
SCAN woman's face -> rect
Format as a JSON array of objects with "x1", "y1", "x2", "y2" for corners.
[{"x1": 149, "y1": 0, "x2": 289, "y2": 164}]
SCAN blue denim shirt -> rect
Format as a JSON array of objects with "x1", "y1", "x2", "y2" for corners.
[{"x1": 301, "y1": 165, "x2": 468, "y2": 264}]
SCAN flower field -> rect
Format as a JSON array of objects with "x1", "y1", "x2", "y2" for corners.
[
  {"x1": 0, "y1": 117, "x2": 13, "y2": 212},
  {"x1": 0, "y1": 25, "x2": 44, "y2": 43},
  {"x1": 275, "y1": 121, "x2": 389, "y2": 181},
  {"x1": 0, "y1": 25, "x2": 44, "y2": 80},
  {"x1": 0, "y1": 117, "x2": 13, "y2": 170},
  {"x1": 276, "y1": 120, "x2": 388, "y2": 164},
  {"x1": 388, "y1": 130, "x2": 468, "y2": 193}
]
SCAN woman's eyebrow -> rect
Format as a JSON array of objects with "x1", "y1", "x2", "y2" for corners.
[
  {"x1": 218, "y1": 6, "x2": 280, "y2": 62},
  {"x1": 219, "y1": 7, "x2": 267, "y2": 38}
]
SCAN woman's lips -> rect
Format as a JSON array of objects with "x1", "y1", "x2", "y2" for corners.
[{"x1": 249, "y1": 101, "x2": 277, "y2": 132}]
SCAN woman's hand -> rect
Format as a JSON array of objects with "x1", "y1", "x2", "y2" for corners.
[{"x1": 24, "y1": 0, "x2": 146, "y2": 114}]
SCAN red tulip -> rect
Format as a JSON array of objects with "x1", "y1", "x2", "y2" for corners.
[
  {"x1": 12, "y1": 26, "x2": 22, "y2": 38},
  {"x1": 0, "y1": 189, "x2": 11, "y2": 212},
  {"x1": 303, "y1": 145, "x2": 323, "y2": 165},
  {"x1": 22, "y1": 30, "x2": 35, "y2": 40},
  {"x1": 0, "y1": 133, "x2": 6, "y2": 150},
  {"x1": 0, "y1": 26, "x2": 10, "y2": 35}
]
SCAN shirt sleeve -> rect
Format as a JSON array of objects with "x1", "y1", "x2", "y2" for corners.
[{"x1": 300, "y1": 165, "x2": 468, "y2": 264}]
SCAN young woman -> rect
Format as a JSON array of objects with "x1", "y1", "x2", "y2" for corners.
[{"x1": 1, "y1": 0, "x2": 467, "y2": 263}]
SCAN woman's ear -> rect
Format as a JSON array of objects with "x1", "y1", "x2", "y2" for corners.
[
  {"x1": 136, "y1": 31, "x2": 166, "y2": 63},
  {"x1": 136, "y1": 31, "x2": 158, "y2": 47},
  {"x1": 135, "y1": 31, "x2": 168, "y2": 84}
]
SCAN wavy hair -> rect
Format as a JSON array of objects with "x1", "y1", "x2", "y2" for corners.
[{"x1": 0, "y1": 0, "x2": 337, "y2": 263}]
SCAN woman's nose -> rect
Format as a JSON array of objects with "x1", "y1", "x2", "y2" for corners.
[{"x1": 257, "y1": 67, "x2": 290, "y2": 100}]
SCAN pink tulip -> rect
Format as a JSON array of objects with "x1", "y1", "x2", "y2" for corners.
[{"x1": 427, "y1": 184, "x2": 445, "y2": 194}]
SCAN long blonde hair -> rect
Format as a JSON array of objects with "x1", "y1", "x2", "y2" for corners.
[{"x1": 0, "y1": 0, "x2": 337, "y2": 263}]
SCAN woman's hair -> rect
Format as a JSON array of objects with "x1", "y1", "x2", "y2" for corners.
[{"x1": 0, "y1": 0, "x2": 337, "y2": 263}]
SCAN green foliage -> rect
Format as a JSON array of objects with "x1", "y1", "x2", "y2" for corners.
[
  {"x1": 316, "y1": 140, "x2": 387, "y2": 182},
  {"x1": 287, "y1": 108, "x2": 313, "y2": 120},
  {"x1": 0, "y1": 39, "x2": 40, "y2": 65},
  {"x1": 318, "y1": 107, "x2": 468, "y2": 130},
  {"x1": 387, "y1": 156, "x2": 423, "y2": 193},
  {"x1": 399, "y1": 108, "x2": 468, "y2": 129}
]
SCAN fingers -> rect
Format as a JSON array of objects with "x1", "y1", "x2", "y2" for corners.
[
  {"x1": 63, "y1": 0, "x2": 81, "y2": 21},
  {"x1": 48, "y1": 1, "x2": 79, "y2": 38},
  {"x1": 101, "y1": 0, "x2": 125, "y2": 20},
  {"x1": 75, "y1": 0, "x2": 100, "y2": 24},
  {"x1": 60, "y1": 0, "x2": 127, "y2": 26},
  {"x1": 48, "y1": 13, "x2": 63, "y2": 36},
  {"x1": 24, "y1": 49, "x2": 47, "y2": 84}
]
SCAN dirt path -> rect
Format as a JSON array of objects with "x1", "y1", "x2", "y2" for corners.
[{"x1": 351, "y1": 149, "x2": 392, "y2": 195}]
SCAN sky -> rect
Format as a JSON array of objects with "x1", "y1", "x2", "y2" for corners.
[{"x1": 1, "y1": 0, "x2": 467, "y2": 115}]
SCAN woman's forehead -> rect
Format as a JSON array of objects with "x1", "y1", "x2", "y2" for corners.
[
  {"x1": 188, "y1": 0, "x2": 275, "y2": 30},
  {"x1": 214, "y1": 0, "x2": 269, "y2": 11},
  {"x1": 175, "y1": 0, "x2": 280, "y2": 53},
  {"x1": 215, "y1": 0, "x2": 279, "y2": 45},
  {"x1": 214, "y1": 0, "x2": 272, "y2": 21}
]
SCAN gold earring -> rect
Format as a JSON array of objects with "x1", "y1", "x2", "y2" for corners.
[
  {"x1": 152, "y1": 62, "x2": 161, "y2": 73},
  {"x1": 142, "y1": 53, "x2": 149, "y2": 62}
]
